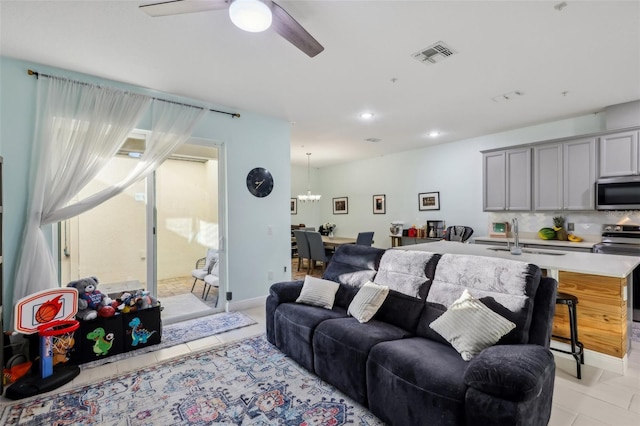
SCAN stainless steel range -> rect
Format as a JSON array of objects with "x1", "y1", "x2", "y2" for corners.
[{"x1": 593, "y1": 224, "x2": 640, "y2": 322}]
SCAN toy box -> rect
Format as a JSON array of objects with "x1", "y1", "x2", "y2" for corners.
[
  {"x1": 122, "y1": 306, "x2": 162, "y2": 352},
  {"x1": 69, "y1": 314, "x2": 125, "y2": 364}
]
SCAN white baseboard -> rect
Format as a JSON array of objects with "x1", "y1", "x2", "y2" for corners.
[
  {"x1": 227, "y1": 295, "x2": 267, "y2": 312},
  {"x1": 551, "y1": 340, "x2": 627, "y2": 374}
]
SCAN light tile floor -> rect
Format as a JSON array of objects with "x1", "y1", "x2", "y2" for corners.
[{"x1": 2, "y1": 304, "x2": 640, "y2": 426}]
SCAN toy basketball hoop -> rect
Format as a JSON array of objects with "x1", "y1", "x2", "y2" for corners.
[
  {"x1": 38, "y1": 319, "x2": 79, "y2": 378},
  {"x1": 6, "y1": 288, "x2": 81, "y2": 400}
]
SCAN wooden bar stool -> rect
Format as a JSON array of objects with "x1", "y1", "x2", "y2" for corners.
[{"x1": 551, "y1": 292, "x2": 585, "y2": 379}]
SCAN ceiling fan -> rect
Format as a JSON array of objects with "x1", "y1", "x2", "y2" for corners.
[{"x1": 139, "y1": 0, "x2": 324, "y2": 57}]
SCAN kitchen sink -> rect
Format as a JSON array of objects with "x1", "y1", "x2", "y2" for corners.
[{"x1": 486, "y1": 247, "x2": 566, "y2": 256}]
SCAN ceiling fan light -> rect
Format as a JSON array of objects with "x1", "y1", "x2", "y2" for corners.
[{"x1": 229, "y1": 0, "x2": 273, "y2": 33}]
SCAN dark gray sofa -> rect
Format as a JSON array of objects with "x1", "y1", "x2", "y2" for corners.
[{"x1": 266, "y1": 244, "x2": 558, "y2": 426}]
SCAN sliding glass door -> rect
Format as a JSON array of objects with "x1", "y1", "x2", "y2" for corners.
[
  {"x1": 59, "y1": 156, "x2": 147, "y2": 289},
  {"x1": 59, "y1": 138, "x2": 223, "y2": 322}
]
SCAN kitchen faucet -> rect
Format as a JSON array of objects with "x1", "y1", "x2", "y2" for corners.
[{"x1": 510, "y1": 217, "x2": 522, "y2": 255}]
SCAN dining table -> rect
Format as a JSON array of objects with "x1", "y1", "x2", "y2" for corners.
[{"x1": 321, "y1": 235, "x2": 356, "y2": 250}]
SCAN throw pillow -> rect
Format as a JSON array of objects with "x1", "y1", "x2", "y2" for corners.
[
  {"x1": 347, "y1": 281, "x2": 390, "y2": 323},
  {"x1": 429, "y1": 289, "x2": 516, "y2": 361},
  {"x1": 296, "y1": 275, "x2": 340, "y2": 309}
]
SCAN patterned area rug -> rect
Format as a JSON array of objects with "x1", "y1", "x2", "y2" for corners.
[
  {"x1": 0, "y1": 335, "x2": 383, "y2": 425},
  {"x1": 80, "y1": 311, "x2": 257, "y2": 370},
  {"x1": 633, "y1": 321, "x2": 640, "y2": 342}
]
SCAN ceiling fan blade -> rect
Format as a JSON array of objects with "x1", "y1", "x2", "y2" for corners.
[
  {"x1": 269, "y1": 1, "x2": 324, "y2": 57},
  {"x1": 139, "y1": 0, "x2": 228, "y2": 17}
]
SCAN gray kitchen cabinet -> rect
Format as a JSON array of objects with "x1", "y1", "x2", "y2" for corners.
[
  {"x1": 483, "y1": 148, "x2": 531, "y2": 211},
  {"x1": 534, "y1": 144, "x2": 563, "y2": 210},
  {"x1": 598, "y1": 130, "x2": 639, "y2": 177},
  {"x1": 534, "y1": 138, "x2": 596, "y2": 210}
]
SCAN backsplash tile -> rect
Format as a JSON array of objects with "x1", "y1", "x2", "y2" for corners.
[{"x1": 489, "y1": 211, "x2": 640, "y2": 240}]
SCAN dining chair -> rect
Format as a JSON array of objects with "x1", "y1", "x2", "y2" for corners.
[
  {"x1": 356, "y1": 231, "x2": 375, "y2": 246},
  {"x1": 307, "y1": 231, "x2": 333, "y2": 273},
  {"x1": 293, "y1": 230, "x2": 311, "y2": 272},
  {"x1": 442, "y1": 226, "x2": 474, "y2": 243}
]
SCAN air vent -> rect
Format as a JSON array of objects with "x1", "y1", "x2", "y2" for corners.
[
  {"x1": 365, "y1": 138, "x2": 382, "y2": 143},
  {"x1": 411, "y1": 41, "x2": 456, "y2": 65}
]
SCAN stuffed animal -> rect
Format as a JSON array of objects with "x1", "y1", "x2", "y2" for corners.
[
  {"x1": 114, "y1": 292, "x2": 137, "y2": 313},
  {"x1": 133, "y1": 289, "x2": 158, "y2": 310},
  {"x1": 66, "y1": 277, "x2": 113, "y2": 321}
]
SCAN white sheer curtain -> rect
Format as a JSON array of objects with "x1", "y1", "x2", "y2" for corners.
[
  {"x1": 44, "y1": 100, "x2": 206, "y2": 223},
  {"x1": 13, "y1": 77, "x2": 151, "y2": 315},
  {"x1": 13, "y1": 76, "x2": 206, "y2": 326}
]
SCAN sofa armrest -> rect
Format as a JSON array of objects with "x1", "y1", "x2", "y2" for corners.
[
  {"x1": 463, "y1": 344, "x2": 555, "y2": 402},
  {"x1": 266, "y1": 280, "x2": 304, "y2": 345},
  {"x1": 269, "y1": 280, "x2": 304, "y2": 304}
]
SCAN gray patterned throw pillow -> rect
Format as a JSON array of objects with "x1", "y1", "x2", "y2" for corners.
[
  {"x1": 296, "y1": 275, "x2": 340, "y2": 309},
  {"x1": 429, "y1": 289, "x2": 516, "y2": 361}
]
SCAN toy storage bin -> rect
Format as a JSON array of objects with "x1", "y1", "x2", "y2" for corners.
[
  {"x1": 122, "y1": 306, "x2": 162, "y2": 352},
  {"x1": 69, "y1": 314, "x2": 125, "y2": 364}
]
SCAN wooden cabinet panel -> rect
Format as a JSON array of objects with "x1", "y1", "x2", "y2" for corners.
[{"x1": 554, "y1": 271, "x2": 627, "y2": 358}]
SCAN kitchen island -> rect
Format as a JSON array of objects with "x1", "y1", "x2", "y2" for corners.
[{"x1": 402, "y1": 241, "x2": 639, "y2": 372}]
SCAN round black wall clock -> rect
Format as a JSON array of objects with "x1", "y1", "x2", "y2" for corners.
[{"x1": 246, "y1": 167, "x2": 274, "y2": 198}]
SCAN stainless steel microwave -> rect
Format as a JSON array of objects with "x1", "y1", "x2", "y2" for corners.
[{"x1": 596, "y1": 175, "x2": 640, "y2": 210}]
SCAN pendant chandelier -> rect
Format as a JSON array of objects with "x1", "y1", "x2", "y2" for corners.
[{"x1": 298, "y1": 153, "x2": 321, "y2": 202}]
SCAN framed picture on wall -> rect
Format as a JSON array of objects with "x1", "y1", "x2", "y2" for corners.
[
  {"x1": 373, "y1": 194, "x2": 386, "y2": 214},
  {"x1": 418, "y1": 192, "x2": 440, "y2": 211},
  {"x1": 290, "y1": 198, "x2": 297, "y2": 215},
  {"x1": 333, "y1": 197, "x2": 349, "y2": 214}
]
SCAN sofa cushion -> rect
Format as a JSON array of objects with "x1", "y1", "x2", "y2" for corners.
[
  {"x1": 424, "y1": 254, "x2": 541, "y2": 344},
  {"x1": 348, "y1": 281, "x2": 389, "y2": 323},
  {"x1": 374, "y1": 250, "x2": 439, "y2": 299},
  {"x1": 313, "y1": 318, "x2": 411, "y2": 406},
  {"x1": 429, "y1": 289, "x2": 516, "y2": 361},
  {"x1": 273, "y1": 302, "x2": 347, "y2": 372},
  {"x1": 296, "y1": 275, "x2": 340, "y2": 309},
  {"x1": 373, "y1": 289, "x2": 426, "y2": 332},
  {"x1": 323, "y1": 244, "x2": 384, "y2": 289},
  {"x1": 367, "y1": 337, "x2": 468, "y2": 425}
]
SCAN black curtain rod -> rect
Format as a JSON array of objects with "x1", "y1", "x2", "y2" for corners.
[{"x1": 27, "y1": 69, "x2": 240, "y2": 119}]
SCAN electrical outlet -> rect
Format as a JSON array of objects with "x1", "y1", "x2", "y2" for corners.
[
  {"x1": 284, "y1": 266, "x2": 287, "y2": 272},
  {"x1": 567, "y1": 222, "x2": 575, "y2": 231},
  {"x1": 268, "y1": 271, "x2": 274, "y2": 280},
  {"x1": 267, "y1": 225, "x2": 273, "y2": 236}
]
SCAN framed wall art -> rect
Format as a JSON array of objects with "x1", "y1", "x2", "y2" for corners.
[
  {"x1": 290, "y1": 198, "x2": 297, "y2": 215},
  {"x1": 333, "y1": 197, "x2": 349, "y2": 214},
  {"x1": 418, "y1": 192, "x2": 440, "y2": 211},
  {"x1": 373, "y1": 194, "x2": 386, "y2": 214}
]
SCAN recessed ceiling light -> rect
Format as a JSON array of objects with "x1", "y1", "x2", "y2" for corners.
[
  {"x1": 360, "y1": 112, "x2": 375, "y2": 119},
  {"x1": 429, "y1": 131, "x2": 440, "y2": 138}
]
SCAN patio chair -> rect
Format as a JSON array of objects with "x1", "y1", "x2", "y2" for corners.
[
  {"x1": 191, "y1": 248, "x2": 218, "y2": 298},
  {"x1": 203, "y1": 260, "x2": 220, "y2": 307}
]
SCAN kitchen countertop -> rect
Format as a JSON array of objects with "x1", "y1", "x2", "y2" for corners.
[
  {"x1": 473, "y1": 236, "x2": 596, "y2": 250},
  {"x1": 402, "y1": 241, "x2": 639, "y2": 278}
]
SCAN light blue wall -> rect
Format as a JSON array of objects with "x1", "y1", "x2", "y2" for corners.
[
  {"x1": 314, "y1": 113, "x2": 607, "y2": 247},
  {"x1": 0, "y1": 56, "x2": 291, "y2": 326}
]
